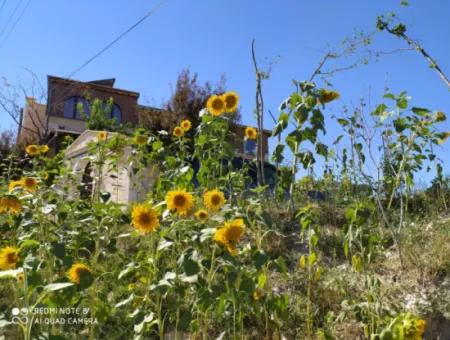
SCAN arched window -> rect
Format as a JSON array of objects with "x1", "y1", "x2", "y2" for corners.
[
  {"x1": 100, "y1": 102, "x2": 122, "y2": 124},
  {"x1": 111, "y1": 103, "x2": 121, "y2": 123},
  {"x1": 63, "y1": 96, "x2": 90, "y2": 119}
]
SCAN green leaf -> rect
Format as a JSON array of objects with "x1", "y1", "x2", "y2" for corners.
[
  {"x1": 239, "y1": 277, "x2": 255, "y2": 294},
  {"x1": 20, "y1": 239, "x2": 40, "y2": 251},
  {"x1": 411, "y1": 107, "x2": 430, "y2": 116},
  {"x1": 182, "y1": 258, "x2": 200, "y2": 276},
  {"x1": 337, "y1": 118, "x2": 349, "y2": 127},
  {"x1": 252, "y1": 250, "x2": 269, "y2": 269},
  {"x1": 44, "y1": 282, "x2": 75, "y2": 292}
]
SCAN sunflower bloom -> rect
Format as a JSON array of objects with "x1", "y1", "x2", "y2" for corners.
[
  {"x1": 21, "y1": 177, "x2": 38, "y2": 192},
  {"x1": 173, "y1": 126, "x2": 184, "y2": 138},
  {"x1": 0, "y1": 197, "x2": 22, "y2": 214},
  {"x1": 135, "y1": 135, "x2": 148, "y2": 145},
  {"x1": 39, "y1": 145, "x2": 49, "y2": 154},
  {"x1": 25, "y1": 145, "x2": 40, "y2": 156},
  {"x1": 415, "y1": 319, "x2": 426, "y2": 336},
  {"x1": 194, "y1": 209, "x2": 209, "y2": 220},
  {"x1": 223, "y1": 92, "x2": 239, "y2": 113},
  {"x1": 180, "y1": 119, "x2": 192, "y2": 132},
  {"x1": 206, "y1": 95, "x2": 225, "y2": 116},
  {"x1": 68, "y1": 263, "x2": 92, "y2": 284},
  {"x1": 8, "y1": 180, "x2": 22, "y2": 192},
  {"x1": 0, "y1": 246, "x2": 20, "y2": 270},
  {"x1": 203, "y1": 189, "x2": 225, "y2": 212},
  {"x1": 165, "y1": 189, "x2": 194, "y2": 216},
  {"x1": 16, "y1": 273, "x2": 25, "y2": 283},
  {"x1": 318, "y1": 89, "x2": 340, "y2": 104},
  {"x1": 98, "y1": 131, "x2": 108, "y2": 141},
  {"x1": 131, "y1": 204, "x2": 160, "y2": 233},
  {"x1": 214, "y1": 219, "x2": 246, "y2": 255},
  {"x1": 244, "y1": 127, "x2": 258, "y2": 140}
]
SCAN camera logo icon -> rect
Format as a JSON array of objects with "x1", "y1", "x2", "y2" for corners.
[{"x1": 11, "y1": 307, "x2": 29, "y2": 324}]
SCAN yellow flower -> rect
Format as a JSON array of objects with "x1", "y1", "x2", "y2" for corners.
[
  {"x1": 318, "y1": 89, "x2": 340, "y2": 104},
  {"x1": 173, "y1": 126, "x2": 184, "y2": 138},
  {"x1": 244, "y1": 127, "x2": 258, "y2": 140},
  {"x1": 223, "y1": 92, "x2": 239, "y2": 113},
  {"x1": 25, "y1": 145, "x2": 39, "y2": 156},
  {"x1": 415, "y1": 319, "x2": 426, "y2": 336},
  {"x1": 134, "y1": 135, "x2": 148, "y2": 145},
  {"x1": 8, "y1": 180, "x2": 22, "y2": 192},
  {"x1": 298, "y1": 255, "x2": 306, "y2": 269},
  {"x1": 131, "y1": 204, "x2": 160, "y2": 233},
  {"x1": 165, "y1": 189, "x2": 194, "y2": 216},
  {"x1": 68, "y1": 263, "x2": 92, "y2": 284},
  {"x1": 21, "y1": 177, "x2": 37, "y2": 192},
  {"x1": 0, "y1": 246, "x2": 20, "y2": 270},
  {"x1": 206, "y1": 95, "x2": 225, "y2": 116},
  {"x1": 43, "y1": 172, "x2": 49, "y2": 180},
  {"x1": 214, "y1": 219, "x2": 246, "y2": 255},
  {"x1": 98, "y1": 131, "x2": 108, "y2": 141},
  {"x1": 194, "y1": 209, "x2": 209, "y2": 220},
  {"x1": 39, "y1": 145, "x2": 49, "y2": 154},
  {"x1": 16, "y1": 273, "x2": 25, "y2": 283},
  {"x1": 203, "y1": 189, "x2": 225, "y2": 212},
  {"x1": 0, "y1": 197, "x2": 22, "y2": 214},
  {"x1": 180, "y1": 119, "x2": 192, "y2": 132},
  {"x1": 253, "y1": 288, "x2": 264, "y2": 301}
]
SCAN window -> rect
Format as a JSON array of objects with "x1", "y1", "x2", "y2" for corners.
[
  {"x1": 244, "y1": 139, "x2": 257, "y2": 155},
  {"x1": 101, "y1": 102, "x2": 122, "y2": 124},
  {"x1": 63, "y1": 96, "x2": 90, "y2": 119}
]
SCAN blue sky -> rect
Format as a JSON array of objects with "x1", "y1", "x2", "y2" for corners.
[{"x1": 0, "y1": 0, "x2": 449, "y2": 181}]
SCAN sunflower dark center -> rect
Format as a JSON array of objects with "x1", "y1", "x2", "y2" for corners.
[
  {"x1": 226, "y1": 96, "x2": 237, "y2": 108},
  {"x1": 138, "y1": 212, "x2": 152, "y2": 225},
  {"x1": 174, "y1": 194, "x2": 186, "y2": 206},
  {"x1": 211, "y1": 194, "x2": 221, "y2": 205},
  {"x1": 212, "y1": 99, "x2": 223, "y2": 110},
  {"x1": 6, "y1": 252, "x2": 17, "y2": 263}
]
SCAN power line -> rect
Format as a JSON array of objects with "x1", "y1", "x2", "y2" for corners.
[
  {"x1": 0, "y1": 0, "x2": 22, "y2": 41},
  {"x1": 67, "y1": 0, "x2": 166, "y2": 79},
  {"x1": 0, "y1": 0, "x2": 7, "y2": 15},
  {"x1": 0, "y1": 0, "x2": 31, "y2": 48}
]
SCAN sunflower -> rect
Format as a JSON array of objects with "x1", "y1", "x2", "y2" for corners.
[
  {"x1": 318, "y1": 89, "x2": 340, "y2": 104},
  {"x1": 0, "y1": 197, "x2": 22, "y2": 214},
  {"x1": 194, "y1": 209, "x2": 209, "y2": 220},
  {"x1": 173, "y1": 126, "x2": 184, "y2": 138},
  {"x1": 25, "y1": 145, "x2": 40, "y2": 156},
  {"x1": 16, "y1": 273, "x2": 25, "y2": 283},
  {"x1": 203, "y1": 189, "x2": 225, "y2": 212},
  {"x1": 135, "y1": 135, "x2": 148, "y2": 145},
  {"x1": 98, "y1": 131, "x2": 108, "y2": 141},
  {"x1": 39, "y1": 145, "x2": 49, "y2": 154},
  {"x1": 206, "y1": 95, "x2": 225, "y2": 116},
  {"x1": 166, "y1": 189, "x2": 194, "y2": 216},
  {"x1": 21, "y1": 177, "x2": 37, "y2": 192},
  {"x1": 68, "y1": 263, "x2": 92, "y2": 284},
  {"x1": 8, "y1": 180, "x2": 22, "y2": 192},
  {"x1": 213, "y1": 219, "x2": 246, "y2": 255},
  {"x1": 223, "y1": 92, "x2": 239, "y2": 113},
  {"x1": 0, "y1": 246, "x2": 20, "y2": 270},
  {"x1": 415, "y1": 319, "x2": 426, "y2": 336},
  {"x1": 180, "y1": 119, "x2": 192, "y2": 132},
  {"x1": 244, "y1": 127, "x2": 258, "y2": 140},
  {"x1": 131, "y1": 204, "x2": 160, "y2": 233}
]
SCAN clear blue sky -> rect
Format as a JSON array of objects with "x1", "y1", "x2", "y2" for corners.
[{"x1": 0, "y1": 0, "x2": 449, "y2": 181}]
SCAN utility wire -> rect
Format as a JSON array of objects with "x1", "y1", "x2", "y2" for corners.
[
  {"x1": 0, "y1": 0, "x2": 22, "y2": 41},
  {"x1": 0, "y1": 0, "x2": 31, "y2": 48},
  {"x1": 67, "y1": 0, "x2": 166, "y2": 79},
  {"x1": 0, "y1": 0, "x2": 7, "y2": 15}
]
